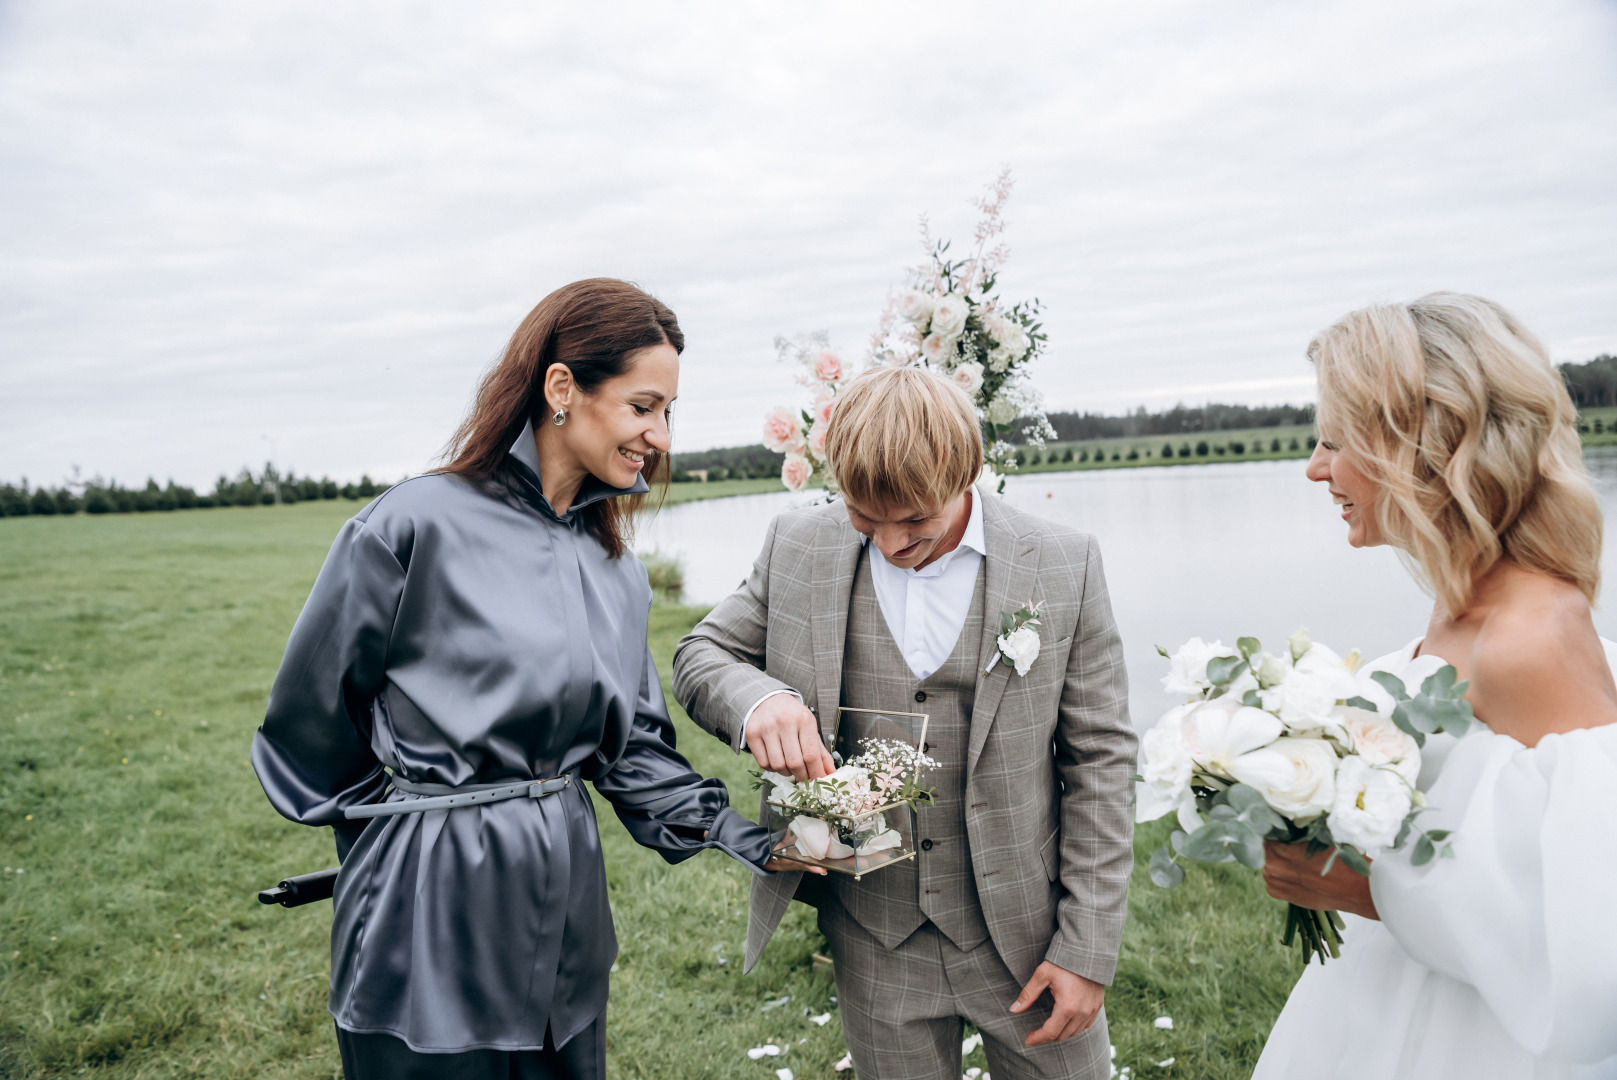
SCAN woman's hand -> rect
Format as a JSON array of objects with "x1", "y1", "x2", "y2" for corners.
[{"x1": 1261, "y1": 840, "x2": 1379, "y2": 920}]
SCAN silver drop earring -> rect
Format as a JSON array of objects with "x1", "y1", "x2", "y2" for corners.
[{"x1": 551, "y1": 409, "x2": 566, "y2": 427}]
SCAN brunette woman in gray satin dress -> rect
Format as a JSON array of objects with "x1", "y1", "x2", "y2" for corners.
[{"x1": 251, "y1": 279, "x2": 794, "y2": 1079}]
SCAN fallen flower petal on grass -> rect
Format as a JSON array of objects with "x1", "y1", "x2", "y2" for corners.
[
  {"x1": 810, "y1": 1013, "x2": 831, "y2": 1026},
  {"x1": 1153, "y1": 1016, "x2": 1174, "y2": 1030},
  {"x1": 834, "y1": 1053, "x2": 854, "y2": 1071},
  {"x1": 776, "y1": 1070, "x2": 794, "y2": 1080},
  {"x1": 747, "y1": 1045, "x2": 781, "y2": 1060},
  {"x1": 1158, "y1": 1058, "x2": 1176, "y2": 1067},
  {"x1": 962, "y1": 1032, "x2": 983, "y2": 1054},
  {"x1": 762, "y1": 995, "x2": 791, "y2": 1011}
]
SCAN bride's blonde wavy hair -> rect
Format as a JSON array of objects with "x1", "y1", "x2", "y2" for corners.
[{"x1": 1310, "y1": 292, "x2": 1602, "y2": 616}]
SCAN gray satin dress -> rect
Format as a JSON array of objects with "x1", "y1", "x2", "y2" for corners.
[{"x1": 251, "y1": 421, "x2": 772, "y2": 1059}]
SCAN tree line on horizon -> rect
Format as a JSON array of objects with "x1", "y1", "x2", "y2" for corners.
[
  {"x1": 5, "y1": 355, "x2": 1613, "y2": 514},
  {"x1": 0, "y1": 465, "x2": 390, "y2": 518}
]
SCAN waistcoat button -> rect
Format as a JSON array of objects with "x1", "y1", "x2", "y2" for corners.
[
  {"x1": 914, "y1": 690, "x2": 927, "y2": 703},
  {"x1": 920, "y1": 838, "x2": 934, "y2": 851}
]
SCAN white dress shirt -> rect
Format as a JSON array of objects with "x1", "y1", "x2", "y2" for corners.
[{"x1": 739, "y1": 489, "x2": 986, "y2": 748}]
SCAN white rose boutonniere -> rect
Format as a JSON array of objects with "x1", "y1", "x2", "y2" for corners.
[{"x1": 987, "y1": 603, "x2": 1043, "y2": 676}]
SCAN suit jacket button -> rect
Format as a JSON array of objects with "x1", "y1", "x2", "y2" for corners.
[
  {"x1": 920, "y1": 838, "x2": 934, "y2": 851},
  {"x1": 914, "y1": 690, "x2": 927, "y2": 703}
]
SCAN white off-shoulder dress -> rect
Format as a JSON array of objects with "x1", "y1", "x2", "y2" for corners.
[{"x1": 1253, "y1": 639, "x2": 1617, "y2": 1080}]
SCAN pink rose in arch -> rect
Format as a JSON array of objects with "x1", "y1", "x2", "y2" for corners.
[
  {"x1": 808, "y1": 422, "x2": 829, "y2": 456},
  {"x1": 811, "y1": 350, "x2": 846, "y2": 384},
  {"x1": 762, "y1": 407, "x2": 805, "y2": 454},
  {"x1": 814, "y1": 393, "x2": 837, "y2": 428},
  {"x1": 781, "y1": 454, "x2": 813, "y2": 492}
]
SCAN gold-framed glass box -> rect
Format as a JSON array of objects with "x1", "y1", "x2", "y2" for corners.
[{"x1": 762, "y1": 707, "x2": 932, "y2": 880}]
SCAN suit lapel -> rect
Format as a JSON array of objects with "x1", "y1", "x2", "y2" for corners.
[
  {"x1": 968, "y1": 492, "x2": 1040, "y2": 776},
  {"x1": 809, "y1": 512, "x2": 863, "y2": 746}
]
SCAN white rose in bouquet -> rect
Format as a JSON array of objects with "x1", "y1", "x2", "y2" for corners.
[
  {"x1": 1334, "y1": 705, "x2": 1421, "y2": 785},
  {"x1": 952, "y1": 360, "x2": 985, "y2": 396},
  {"x1": 1265, "y1": 650, "x2": 1359, "y2": 736},
  {"x1": 1161, "y1": 637, "x2": 1239, "y2": 696},
  {"x1": 986, "y1": 395, "x2": 1020, "y2": 426},
  {"x1": 930, "y1": 293, "x2": 969, "y2": 338},
  {"x1": 1226, "y1": 736, "x2": 1339, "y2": 819},
  {"x1": 1328, "y1": 756, "x2": 1413, "y2": 855},
  {"x1": 1180, "y1": 696, "x2": 1283, "y2": 780},
  {"x1": 898, "y1": 289, "x2": 934, "y2": 327}
]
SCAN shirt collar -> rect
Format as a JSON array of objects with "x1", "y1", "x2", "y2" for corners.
[{"x1": 504, "y1": 419, "x2": 650, "y2": 522}]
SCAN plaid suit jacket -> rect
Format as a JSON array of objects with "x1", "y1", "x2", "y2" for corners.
[{"x1": 671, "y1": 487, "x2": 1137, "y2": 985}]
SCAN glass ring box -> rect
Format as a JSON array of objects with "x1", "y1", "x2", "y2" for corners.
[{"x1": 761, "y1": 706, "x2": 933, "y2": 880}]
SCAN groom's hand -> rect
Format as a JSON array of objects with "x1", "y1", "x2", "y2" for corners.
[
  {"x1": 746, "y1": 696, "x2": 834, "y2": 781},
  {"x1": 1010, "y1": 961, "x2": 1104, "y2": 1046}
]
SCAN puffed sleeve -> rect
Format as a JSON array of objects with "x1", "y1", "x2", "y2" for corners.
[
  {"x1": 1369, "y1": 723, "x2": 1617, "y2": 1064},
  {"x1": 590, "y1": 644, "x2": 776, "y2": 875},
  {"x1": 251, "y1": 516, "x2": 403, "y2": 855}
]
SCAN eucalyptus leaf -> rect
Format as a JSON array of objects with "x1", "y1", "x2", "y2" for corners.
[
  {"x1": 1179, "y1": 821, "x2": 1240, "y2": 864},
  {"x1": 1369, "y1": 670, "x2": 1410, "y2": 702},
  {"x1": 1225, "y1": 783, "x2": 1285, "y2": 835},
  {"x1": 1336, "y1": 845, "x2": 1372, "y2": 876},
  {"x1": 1426, "y1": 829, "x2": 1451, "y2": 842},
  {"x1": 1411, "y1": 833, "x2": 1436, "y2": 866},
  {"x1": 1344, "y1": 696, "x2": 1379, "y2": 713},
  {"x1": 1148, "y1": 846, "x2": 1185, "y2": 888},
  {"x1": 1206, "y1": 656, "x2": 1249, "y2": 688},
  {"x1": 1242, "y1": 689, "x2": 1263, "y2": 707},
  {"x1": 1236, "y1": 636, "x2": 1261, "y2": 660},
  {"x1": 1169, "y1": 829, "x2": 1188, "y2": 856},
  {"x1": 1156, "y1": 644, "x2": 1170, "y2": 658}
]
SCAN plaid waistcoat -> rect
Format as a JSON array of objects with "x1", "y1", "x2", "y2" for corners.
[{"x1": 834, "y1": 546, "x2": 992, "y2": 953}]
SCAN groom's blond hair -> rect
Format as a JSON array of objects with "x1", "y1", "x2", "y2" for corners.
[{"x1": 825, "y1": 365, "x2": 983, "y2": 511}]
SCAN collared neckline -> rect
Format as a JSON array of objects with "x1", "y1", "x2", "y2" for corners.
[
  {"x1": 504, "y1": 419, "x2": 650, "y2": 523},
  {"x1": 871, "y1": 486, "x2": 986, "y2": 578}
]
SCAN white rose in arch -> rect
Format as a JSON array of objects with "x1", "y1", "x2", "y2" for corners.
[
  {"x1": 930, "y1": 293, "x2": 969, "y2": 338},
  {"x1": 1328, "y1": 755, "x2": 1413, "y2": 855},
  {"x1": 996, "y1": 625, "x2": 1041, "y2": 676},
  {"x1": 920, "y1": 332, "x2": 954, "y2": 365},
  {"x1": 953, "y1": 361, "x2": 985, "y2": 396},
  {"x1": 898, "y1": 290, "x2": 935, "y2": 327},
  {"x1": 1226, "y1": 736, "x2": 1340, "y2": 819}
]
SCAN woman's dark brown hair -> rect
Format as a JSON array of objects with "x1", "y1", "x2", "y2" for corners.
[{"x1": 440, "y1": 278, "x2": 682, "y2": 558}]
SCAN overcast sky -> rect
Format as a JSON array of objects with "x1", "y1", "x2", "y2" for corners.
[{"x1": 3, "y1": 0, "x2": 1615, "y2": 489}]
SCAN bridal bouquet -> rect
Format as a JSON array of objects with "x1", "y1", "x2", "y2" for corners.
[
  {"x1": 1136, "y1": 628, "x2": 1474, "y2": 964},
  {"x1": 759, "y1": 738, "x2": 938, "y2": 864}
]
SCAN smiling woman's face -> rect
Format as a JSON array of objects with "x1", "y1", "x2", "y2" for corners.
[
  {"x1": 1305, "y1": 427, "x2": 1384, "y2": 548},
  {"x1": 555, "y1": 343, "x2": 679, "y2": 491}
]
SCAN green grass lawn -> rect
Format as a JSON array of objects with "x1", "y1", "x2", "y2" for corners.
[{"x1": 0, "y1": 501, "x2": 1300, "y2": 1078}]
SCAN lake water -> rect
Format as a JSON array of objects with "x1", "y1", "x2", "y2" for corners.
[{"x1": 638, "y1": 449, "x2": 1617, "y2": 730}]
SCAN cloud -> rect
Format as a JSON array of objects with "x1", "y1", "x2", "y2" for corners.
[{"x1": 1, "y1": 0, "x2": 1614, "y2": 486}]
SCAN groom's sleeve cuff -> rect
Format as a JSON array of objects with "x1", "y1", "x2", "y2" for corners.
[
  {"x1": 1044, "y1": 925, "x2": 1122, "y2": 987},
  {"x1": 737, "y1": 689, "x2": 803, "y2": 752}
]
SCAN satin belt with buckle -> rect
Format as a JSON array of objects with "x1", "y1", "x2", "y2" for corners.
[{"x1": 343, "y1": 772, "x2": 575, "y2": 820}]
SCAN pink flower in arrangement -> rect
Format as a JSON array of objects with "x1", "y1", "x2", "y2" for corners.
[
  {"x1": 762, "y1": 407, "x2": 806, "y2": 454},
  {"x1": 781, "y1": 454, "x2": 813, "y2": 492},
  {"x1": 808, "y1": 422, "x2": 829, "y2": 456},
  {"x1": 811, "y1": 350, "x2": 846, "y2": 384},
  {"x1": 814, "y1": 393, "x2": 837, "y2": 428}
]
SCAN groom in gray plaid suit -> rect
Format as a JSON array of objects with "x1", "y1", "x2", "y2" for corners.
[{"x1": 673, "y1": 367, "x2": 1137, "y2": 1080}]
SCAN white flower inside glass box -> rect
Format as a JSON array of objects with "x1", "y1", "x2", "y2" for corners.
[{"x1": 758, "y1": 708, "x2": 939, "y2": 880}]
